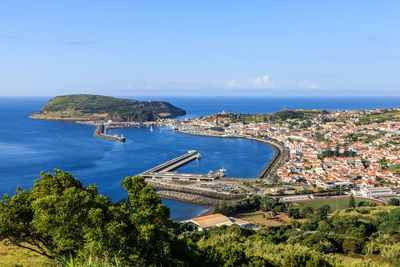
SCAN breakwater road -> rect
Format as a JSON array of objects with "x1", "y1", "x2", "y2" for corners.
[
  {"x1": 142, "y1": 150, "x2": 201, "y2": 174},
  {"x1": 94, "y1": 124, "x2": 126, "y2": 142},
  {"x1": 245, "y1": 137, "x2": 285, "y2": 179}
]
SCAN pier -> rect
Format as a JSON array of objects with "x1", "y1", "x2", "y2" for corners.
[
  {"x1": 144, "y1": 150, "x2": 201, "y2": 173},
  {"x1": 139, "y1": 150, "x2": 225, "y2": 181},
  {"x1": 94, "y1": 124, "x2": 126, "y2": 142}
]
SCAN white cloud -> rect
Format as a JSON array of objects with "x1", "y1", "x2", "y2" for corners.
[
  {"x1": 220, "y1": 74, "x2": 276, "y2": 89},
  {"x1": 252, "y1": 75, "x2": 272, "y2": 86}
]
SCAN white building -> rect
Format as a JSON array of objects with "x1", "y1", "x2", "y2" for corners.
[{"x1": 357, "y1": 187, "x2": 397, "y2": 198}]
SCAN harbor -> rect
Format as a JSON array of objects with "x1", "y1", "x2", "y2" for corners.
[
  {"x1": 139, "y1": 150, "x2": 226, "y2": 182},
  {"x1": 139, "y1": 150, "x2": 269, "y2": 205},
  {"x1": 81, "y1": 119, "x2": 283, "y2": 206},
  {"x1": 94, "y1": 123, "x2": 126, "y2": 142}
]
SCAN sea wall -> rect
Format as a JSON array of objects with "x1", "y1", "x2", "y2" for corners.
[
  {"x1": 157, "y1": 190, "x2": 221, "y2": 205},
  {"x1": 147, "y1": 180, "x2": 247, "y2": 200},
  {"x1": 94, "y1": 124, "x2": 126, "y2": 142},
  {"x1": 246, "y1": 137, "x2": 288, "y2": 178}
]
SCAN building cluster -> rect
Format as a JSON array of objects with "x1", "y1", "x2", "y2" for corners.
[{"x1": 165, "y1": 108, "x2": 400, "y2": 192}]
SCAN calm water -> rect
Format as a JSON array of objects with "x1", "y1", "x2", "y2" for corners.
[{"x1": 1, "y1": 96, "x2": 400, "y2": 220}]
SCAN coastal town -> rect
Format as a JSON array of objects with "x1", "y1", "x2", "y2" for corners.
[
  {"x1": 155, "y1": 108, "x2": 400, "y2": 203},
  {"x1": 76, "y1": 107, "x2": 400, "y2": 205}
]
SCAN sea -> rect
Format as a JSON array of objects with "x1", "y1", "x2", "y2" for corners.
[{"x1": 1, "y1": 96, "x2": 400, "y2": 221}]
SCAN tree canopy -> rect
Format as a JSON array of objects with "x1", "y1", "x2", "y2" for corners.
[
  {"x1": 0, "y1": 170, "x2": 186, "y2": 265},
  {"x1": 2, "y1": 170, "x2": 400, "y2": 266}
]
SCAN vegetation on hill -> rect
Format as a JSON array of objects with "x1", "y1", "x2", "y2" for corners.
[
  {"x1": 30, "y1": 94, "x2": 186, "y2": 122},
  {"x1": 387, "y1": 164, "x2": 400, "y2": 173},
  {"x1": 292, "y1": 197, "x2": 379, "y2": 212},
  {"x1": 358, "y1": 109, "x2": 400, "y2": 125},
  {"x1": 1, "y1": 171, "x2": 400, "y2": 266},
  {"x1": 203, "y1": 109, "x2": 328, "y2": 123}
]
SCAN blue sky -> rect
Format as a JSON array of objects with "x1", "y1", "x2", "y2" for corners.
[{"x1": 0, "y1": 0, "x2": 399, "y2": 96}]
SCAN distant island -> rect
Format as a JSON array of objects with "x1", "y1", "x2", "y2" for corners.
[{"x1": 30, "y1": 94, "x2": 186, "y2": 122}]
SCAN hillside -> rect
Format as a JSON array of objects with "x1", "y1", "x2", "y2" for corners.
[
  {"x1": 2, "y1": 170, "x2": 400, "y2": 266},
  {"x1": 30, "y1": 94, "x2": 186, "y2": 122},
  {"x1": 203, "y1": 109, "x2": 328, "y2": 123}
]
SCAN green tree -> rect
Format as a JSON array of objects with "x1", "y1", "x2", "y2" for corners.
[
  {"x1": 290, "y1": 219, "x2": 301, "y2": 228},
  {"x1": 317, "y1": 220, "x2": 332, "y2": 233},
  {"x1": 316, "y1": 205, "x2": 331, "y2": 221},
  {"x1": 288, "y1": 206, "x2": 300, "y2": 219},
  {"x1": 388, "y1": 198, "x2": 400, "y2": 206},
  {"x1": 220, "y1": 200, "x2": 228, "y2": 214},
  {"x1": 342, "y1": 238, "x2": 363, "y2": 254},
  {"x1": 213, "y1": 201, "x2": 221, "y2": 213},
  {"x1": 348, "y1": 194, "x2": 356, "y2": 208},
  {"x1": 283, "y1": 251, "x2": 333, "y2": 267},
  {"x1": 378, "y1": 207, "x2": 400, "y2": 234},
  {"x1": 0, "y1": 170, "x2": 185, "y2": 266},
  {"x1": 272, "y1": 208, "x2": 277, "y2": 216},
  {"x1": 301, "y1": 206, "x2": 314, "y2": 219}
]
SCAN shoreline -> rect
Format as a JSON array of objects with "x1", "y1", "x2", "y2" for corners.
[
  {"x1": 148, "y1": 129, "x2": 288, "y2": 218},
  {"x1": 29, "y1": 115, "x2": 287, "y2": 218},
  {"x1": 174, "y1": 130, "x2": 286, "y2": 180},
  {"x1": 29, "y1": 114, "x2": 94, "y2": 121},
  {"x1": 157, "y1": 190, "x2": 221, "y2": 205}
]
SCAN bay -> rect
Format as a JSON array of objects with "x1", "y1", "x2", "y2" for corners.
[{"x1": 1, "y1": 96, "x2": 399, "y2": 221}]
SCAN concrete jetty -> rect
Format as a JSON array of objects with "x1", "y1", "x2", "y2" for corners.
[
  {"x1": 139, "y1": 150, "x2": 225, "y2": 182},
  {"x1": 144, "y1": 150, "x2": 201, "y2": 173},
  {"x1": 94, "y1": 124, "x2": 126, "y2": 142}
]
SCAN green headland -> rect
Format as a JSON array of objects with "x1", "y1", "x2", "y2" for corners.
[{"x1": 30, "y1": 94, "x2": 186, "y2": 122}]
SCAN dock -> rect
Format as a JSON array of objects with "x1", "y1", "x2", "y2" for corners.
[
  {"x1": 139, "y1": 150, "x2": 225, "y2": 182},
  {"x1": 145, "y1": 150, "x2": 201, "y2": 173},
  {"x1": 94, "y1": 124, "x2": 126, "y2": 142}
]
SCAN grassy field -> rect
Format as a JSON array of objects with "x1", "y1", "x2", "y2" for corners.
[
  {"x1": 0, "y1": 241, "x2": 49, "y2": 266},
  {"x1": 359, "y1": 109, "x2": 400, "y2": 124},
  {"x1": 236, "y1": 211, "x2": 305, "y2": 226},
  {"x1": 388, "y1": 164, "x2": 400, "y2": 173},
  {"x1": 292, "y1": 197, "x2": 381, "y2": 212}
]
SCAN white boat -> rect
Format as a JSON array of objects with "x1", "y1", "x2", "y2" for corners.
[{"x1": 219, "y1": 166, "x2": 227, "y2": 176}]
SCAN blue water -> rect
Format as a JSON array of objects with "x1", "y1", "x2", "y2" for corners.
[{"x1": 1, "y1": 96, "x2": 400, "y2": 220}]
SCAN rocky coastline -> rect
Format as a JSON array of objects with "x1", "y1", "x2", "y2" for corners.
[
  {"x1": 157, "y1": 190, "x2": 222, "y2": 205},
  {"x1": 147, "y1": 180, "x2": 247, "y2": 200},
  {"x1": 29, "y1": 114, "x2": 93, "y2": 121}
]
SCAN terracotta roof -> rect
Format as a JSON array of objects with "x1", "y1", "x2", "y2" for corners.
[{"x1": 190, "y1": 214, "x2": 231, "y2": 229}]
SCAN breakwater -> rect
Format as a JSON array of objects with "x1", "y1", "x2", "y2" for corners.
[
  {"x1": 157, "y1": 190, "x2": 221, "y2": 205},
  {"x1": 94, "y1": 124, "x2": 126, "y2": 142},
  {"x1": 246, "y1": 137, "x2": 288, "y2": 179},
  {"x1": 147, "y1": 180, "x2": 247, "y2": 200}
]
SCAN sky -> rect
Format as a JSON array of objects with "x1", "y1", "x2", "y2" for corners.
[{"x1": 0, "y1": 0, "x2": 399, "y2": 96}]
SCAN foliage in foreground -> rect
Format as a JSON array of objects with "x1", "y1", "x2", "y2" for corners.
[
  {"x1": 1, "y1": 170, "x2": 400, "y2": 266},
  {"x1": 0, "y1": 170, "x2": 187, "y2": 265}
]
